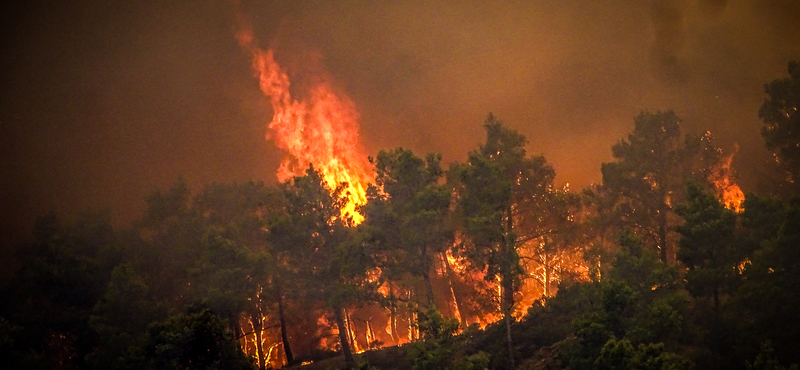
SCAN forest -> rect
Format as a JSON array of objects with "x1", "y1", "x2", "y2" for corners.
[{"x1": 1, "y1": 61, "x2": 799, "y2": 370}]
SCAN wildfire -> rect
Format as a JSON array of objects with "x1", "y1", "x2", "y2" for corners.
[
  {"x1": 711, "y1": 143, "x2": 745, "y2": 212},
  {"x1": 235, "y1": 21, "x2": 372, "y2": 223}
]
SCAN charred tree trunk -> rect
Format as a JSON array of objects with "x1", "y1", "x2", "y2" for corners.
[
  {"x1": 421, "y1": 245, "x2": 436, "y2": 308},
  {"x1": 442, "y1": 253, "x2": 469, "y2": 327},
  {"x1": 421, "y1": 270, "x2": 436, "y2": 309},
  {"x1": 544, "y1": 252, "x2": 551, "y2": 298},
  {"x1": 345, "y1": 309, "x2": 359, "y2": 353},
  {"x1": 388, "y1": 287, "x2": 399, "y2": 345},
  {"x1": 389, "y1": 306, "x2": 399, "y2": 345},
  {"x1": 277, "y1": 292, "x2": 294, "y2": 365},
  {"x1": 251, "y1": 312, "x2": 266, "y2": 370},
  {"x1": 503, "y1": 207, "x2": 516, "y2": 370},
  {"x1": 334, "y1": 306, "x2": 356, "y2": 368},
  {"x1": 502, "y1": 270, "x2": 515, "y2": 370}
]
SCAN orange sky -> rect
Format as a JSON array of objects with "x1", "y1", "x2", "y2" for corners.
[{"x1": 1, "y1": 0, "x2": 799, "y2": 267}]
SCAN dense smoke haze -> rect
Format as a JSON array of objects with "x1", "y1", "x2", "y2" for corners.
[{"x1": 1, "y1": 0, "x2": 799, "y2": 268}]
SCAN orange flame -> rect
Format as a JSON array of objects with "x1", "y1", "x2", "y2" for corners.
[
  {"x1": 712, "y1": 143, "x2": 745, "y2": 212},
  {"x1": 236, "y1": 23, "x2": 371, "y2": 223}
]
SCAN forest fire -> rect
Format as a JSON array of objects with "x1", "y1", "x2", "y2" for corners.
[
  {"x1": 711, "y1": 144, "x2": 745, "y2": 212},
  {"x1": 228, "y1": 12, "x2": 749, "y2": 370},
  {"x1": 232, "y1": 24, "x2": 592, "y2": 361},
  {"x1": 235, "y1": 22, "x2": 372, "y2": 224}
]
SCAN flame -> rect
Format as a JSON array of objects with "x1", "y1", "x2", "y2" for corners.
[
  {"x1": 711, "y1": 143, "x2": 745, "y2": 212},
  {"x1": 236, "y1": 22, "x2": 371, "y2": 223}
]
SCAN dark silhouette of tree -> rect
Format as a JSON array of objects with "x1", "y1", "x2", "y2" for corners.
[
  {"x1": 734, "y1": 195, "x2": 800, "y2": 365},
  {"x1": 675, "y1": 183, "x2": 740, "y2": 315},
  {"x1": 0, "y1": 212, "x2": 120, "y2": 370},
  {"x1": 136, "y1": 307, "x2": 254, "y2": 370},
  {"x1": 759, "y1": 61, "x2": 800, "y2": 187}
]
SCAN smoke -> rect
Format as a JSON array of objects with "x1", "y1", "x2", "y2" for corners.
[
  {"x1": 649, "y1": 0, "x2": 689, "y2": 82},
  {"x1": 1, "y1": 0, "x2": 799, "y2": 266},
  {"x1": 697, "y1": 0, "x2": 727, "y2": 19}
]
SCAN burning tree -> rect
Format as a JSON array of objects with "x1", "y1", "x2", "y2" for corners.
[
  {"x1": 600, "y1": 111, "x2": 726, "y2": 263},
  {"x1": 267, "y1": 166, "x2": 379, "y2": 368},
  {"x1": 361, "y1": 148, "x2": 453, "y2": 309},
  {"x1": 516, "y1": 185, "x2": 586, "y2": 306},
  {"x1": 450, "y1": 114, "x2": 556, "y2": 370}
]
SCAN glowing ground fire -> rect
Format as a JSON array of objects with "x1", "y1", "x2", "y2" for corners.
[{"x1": 236, "y1": 24, "x2": 372, "y2": 223}]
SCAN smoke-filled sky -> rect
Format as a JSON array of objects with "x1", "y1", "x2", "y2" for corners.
[{"x1": 1, "y1": 0, "x2": 799, "y2": 263}]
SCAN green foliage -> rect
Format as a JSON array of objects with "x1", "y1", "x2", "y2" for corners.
[
  {"x1": 733, "y1": 196, "x2": 800, "y2": 365},
  {"x1": 675, "y1": 183, "x2": 740, "y2": 312},
  {"x1": 9, "y1": 104, "x2": 800, "y2": 370},
  {"x1": 88, "y1": 263, "x2": 166, "y2": 369},
  {"x1": 133, "y1": 307, "x2": 255, "y2": 370},
  {"x1": 361, "y1": 148, "x2": 452, "y2": 306},
  {"x1": 416, "y1": 306, "x2": 461, "y2": 341},
  {"x1": 751, "y1": 341, "x2": 800, "y2": 370},
  {"x1": 759, "y1": 61, "x2": 800, "y2": 184},
  {"x1": 407, "y1": 307, "x2": 488, "y2": 370},
  {"x1": 0, "y1": 212, "x2": 121, "y2": 369},
  {"x1": 595, "y1": 338, "x2": 693, "y2": 370},
  {"x1": 451, "y1": 114, "x2": 555, "y2": 369},
  {"x1": 601, "y1": 110, "x2": 722, "y2": 262},
  {"x1": 268, "y1": 166, "x2": 379, "y2": 367},
  {"x1": 558, "y1": 229, "x2": 690, "y2": 370},
  {"x1": 451, "y1": 114, "x2": 555, "y2": 285}
]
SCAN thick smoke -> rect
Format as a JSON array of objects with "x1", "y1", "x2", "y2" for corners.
[
  {"x1": 0, "y1": 0, "x2": 799, "y2": 269},
  {"x1": 649, "y1": 0, "x2": 688, "y2": 82}
]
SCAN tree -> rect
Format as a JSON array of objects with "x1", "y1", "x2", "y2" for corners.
[
  {"x1": 518, "y1": 186, "x2": 584, "y2": 301},
  {"x1": 451, "y1": 114, "x2": 555, "y2": 369},
  {"x1": 0, "y1": 212, "x2": 121, "y2": 369},
  {"x1": 734, "y1": 196, "x2": 800, "y2": 365},
  {"x1": 268, "y1": 166, "x2": 376, "y2": 368},
  {"x1": 759, "y1": 61, "x2": 800, "y2": 185},
  {"x1": 361, "y1": 148, "x2": 452, "y2": 309},
  {"x1": 675, "y1": 182, "x2": 740, "y2": 315},
  {"x1": 191, "y1": 182, "x2": 284, "y2": 369},
  {"x1": 135, "y1": 307, "x2": 254, "y2": 370},
  {"x1": 601, "y1": 110, "x2": 720, "y2": 263},
  {"x1": 88, "y1": 263, "x2": 166, "y2": 369},
  {"x1": 594, "y1": 338, "x2": 693, "y2": 370}
]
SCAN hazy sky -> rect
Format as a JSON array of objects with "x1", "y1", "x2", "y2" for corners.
[{"x1": 1, "y1": 0, "x2": 799, "y2": 263}]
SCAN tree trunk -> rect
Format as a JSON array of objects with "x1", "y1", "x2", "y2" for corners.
[
  {"x1": 657, "y1": 207, "x2": 669, "y2": 263},
  {"x1": 390, "y1": 306, "x2": 399, "y2": 344},
  {"x1": 251, "y1": 312, "x2": 266, "y2": 370},
  {"x1": 442, "y1": 253, "x2": 469, "y2": 327},
  {"x1": 544, "y1": 253, "x2": 551, "y2": 298},
  {"x1": 503, "y1": 207, "x2": 516, "y2": 370},
  {"x1": 345, "y1": 309, "x2": 359, "y2": 353},
  {"x1": 422, "y1": 269, "x2": 436, "y2": 309},
  {"x1": 421, "y1": 245, "x2": 436, "y2": 308},
  {"x1": 277, "y1": 292, "x2": 294, "y2": 365},
  {"x1": 502, "y1": 273, "x2": 515, "y2": 370},
  {"x1": 388, "y1": 286, "x2": 399, "y2": 345},
  {"x1": 334, "y1": 306, "x2": 356, "y2": 368}
]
